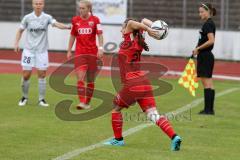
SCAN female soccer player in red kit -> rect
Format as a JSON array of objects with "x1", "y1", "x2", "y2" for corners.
[
  {"x1": 67, "y1": 0, "x2": 103, "y2": 109},
  {"x1": 103, "y1": 18, "x2": 182, "y2": 151}
]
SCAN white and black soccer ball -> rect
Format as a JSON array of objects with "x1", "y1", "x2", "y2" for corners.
[{"x1": 151, "y1": 20, "x2": 169, "y2": 40}]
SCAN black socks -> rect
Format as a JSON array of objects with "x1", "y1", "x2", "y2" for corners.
[
  {"x1": 203, "y1": 88, "x2": 215, "y2": 114},
  {"x1": 210, "y1": 89, "x2": 215, "y2": 113},
  {"x1": 116, "y1": 137, "x2": 123, "y2": 141}
]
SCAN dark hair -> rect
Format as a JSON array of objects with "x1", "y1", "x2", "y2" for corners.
[
  {"x1": 124, "y1": 18, "x2": 149, "y2": 51},
  {"x1": 201, "y1": 3, "x2": 217, "y2": 16}
]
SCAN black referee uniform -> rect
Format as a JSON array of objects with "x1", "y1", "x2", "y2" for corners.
[
  {"x1": 197, "y1": 18, "x2": 215, "y2": 78},
  {"x1": 197, "y1": 18, "x2": 216, "y2": 115}
]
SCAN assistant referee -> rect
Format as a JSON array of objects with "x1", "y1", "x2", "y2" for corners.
[{"x1": 192, "y1": 3, "x2": 217, "y2": 115}]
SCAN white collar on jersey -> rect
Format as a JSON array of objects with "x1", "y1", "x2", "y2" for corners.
[{"x1": 32, "y1": 11, "x2": 44, "y2": 18}]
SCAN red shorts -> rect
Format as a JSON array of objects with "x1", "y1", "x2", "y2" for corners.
[
  {"x1": 113, "y1": 79, "x2": 156, "y2": 112},
  {"x1": 74, "y1": 54, "x2": 98, "y2": 72}
]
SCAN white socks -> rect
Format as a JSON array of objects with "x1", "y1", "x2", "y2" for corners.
[
  {"x1": 146, "y1": 108, "x2": 161, "y2": 124},
  {"x1": 38, "y1": 78, "x2": 46, "y2": 101},
  {"x1": 21, "y1": 78, "x2": 30, "y2": 98}
]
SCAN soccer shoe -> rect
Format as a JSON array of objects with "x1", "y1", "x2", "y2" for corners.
[
  {"x1": 18, "y1": 97, "x2": 28, "y2": 106},
  {"x1": 38, "y1": 99, "x2": 49, "y2": 107},
  {"x1": 103, "y1": 138, "x2": 125, "y2": 146},
  {"x1": 198, "y1": 110, "x2": 215, "y2": 115},
  {"x1": 76, "y1": 102, "x2": 91, "y2": 110},
  {"x1": 171, "y1": 135, "x2": 182, "y2": 151}
]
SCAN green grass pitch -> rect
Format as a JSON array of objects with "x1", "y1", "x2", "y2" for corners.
[{"x1": 0, "y1": 74, "x2": 240, "y2": 160}]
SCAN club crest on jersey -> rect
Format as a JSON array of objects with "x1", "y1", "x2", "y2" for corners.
[{"x1": 88, "y1": 21, "x2": 94, "y2": 27}]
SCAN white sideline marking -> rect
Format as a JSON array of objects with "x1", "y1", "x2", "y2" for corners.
[
  {"x1": 0, "y1": 59, "x2": 240, "y2": 81},
  {"x1": 52, "y1": 88, "x2": 239, "y2": 160}
]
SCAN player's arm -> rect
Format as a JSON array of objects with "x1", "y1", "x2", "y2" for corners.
[
  {"x1": 126, "y1": 20, "x2": 158, "y2": 38},
  {"x1": 97, "y1": 34, "x2": 104, "y2": 59},
  {"x1": 53, "y1": 21, "x2": 71, "y2": 30},
  {"x1": 127, "y1": 20, "x2": 148, "y2": 31},
  {"x1": 95, "y1": 17, "x2": 104, "y2": 59},
  {"x1": 141, "y1": 18, "x2": 153, "y2": 27},
  {"x1": 67, "y1": 35, "x2": 76, "y2": 60},
  {"x1": 14, "y1": 28, "x2": 24, "y2": 53},
  {"x1": 193, "y1": 33, "x2": 215, "y2": 55}
]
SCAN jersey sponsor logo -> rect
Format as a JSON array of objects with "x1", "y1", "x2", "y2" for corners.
[
  {"x1": 88, "y1": 21, "x2": 94, "y2": 27},
  {"x1": 29, "y1": 28, "x2": 46, "y2": 32},
  {"x1": 77, "y1": 28, "x2": 93, "y2": 35}
]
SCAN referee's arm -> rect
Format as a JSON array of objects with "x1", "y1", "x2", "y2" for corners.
[{"x1": 197, "y1": 33, "x2": 215, "y2": 51}]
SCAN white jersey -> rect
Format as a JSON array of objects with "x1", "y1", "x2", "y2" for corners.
[{"x1": 20, "y1": 12, "x2": 56, "y2": 53}]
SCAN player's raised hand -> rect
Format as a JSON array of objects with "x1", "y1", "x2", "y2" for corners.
[{"x1": 147, "y1": 28, "x2": 159, "y2": 39}]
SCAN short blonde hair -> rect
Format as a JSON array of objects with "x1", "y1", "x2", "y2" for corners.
[
  {"x1": 79, "y1": 0, "x2": 93, "y2": 14},
  {"x1": 32, "y1": 0, "x2": 45, "y2": 3}
]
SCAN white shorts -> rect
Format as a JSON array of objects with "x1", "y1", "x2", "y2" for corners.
[{"x1": 21, "y1": 49, "x2": 49, "y2": 71}]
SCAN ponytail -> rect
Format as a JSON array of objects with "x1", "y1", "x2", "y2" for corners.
[
  {"x1": 136, "y1": 31, "x2": 149, "y2": 51},
  {"x1": 211, "y1": 7, "x2": 216, "y2": 16}
]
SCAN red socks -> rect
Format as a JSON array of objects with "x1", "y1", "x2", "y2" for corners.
[
  {"x1": 111, "y1": 113, "x2": 176, "y2": 140},
  {"x1": 156, "y1": 117, "x2": 176, "y2": 139},
  {"x1": 77, "y1": 81, "x2": 85, "y2": 103},
  {"x1": 86, "y1": 82, "x2": 95, "y2": 104},
  {"x1": 112, "y1": 112, "x2": 123, "y2": 139},
  {"x1": 77, "y1": 81, "x2": 95, "y2": 104}
]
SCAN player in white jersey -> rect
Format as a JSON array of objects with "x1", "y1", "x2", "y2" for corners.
[{"x1": 14, "y1": 0, "x2": 71, "y2": 107}]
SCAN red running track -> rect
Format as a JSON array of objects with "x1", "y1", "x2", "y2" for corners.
[{"x1": 0, "y1": 50, "x2": 240, "y2": 78}]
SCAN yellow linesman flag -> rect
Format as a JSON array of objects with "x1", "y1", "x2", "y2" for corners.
[{"x1": 178, "y1": 58, "x2": 199, "y2": 96}]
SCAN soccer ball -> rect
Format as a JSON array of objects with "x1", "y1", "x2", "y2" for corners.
[{"x1": 151, "y1": 20, "x2": 169, "y2": 40}]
